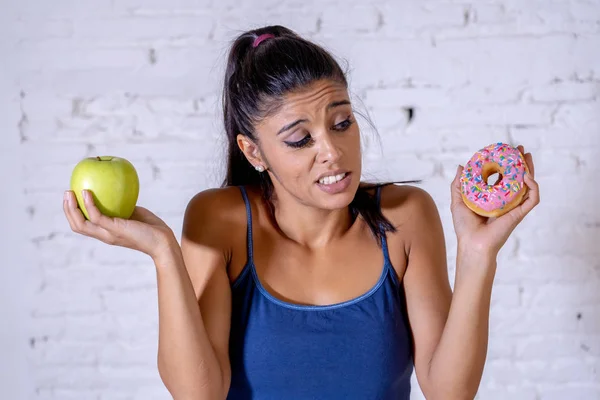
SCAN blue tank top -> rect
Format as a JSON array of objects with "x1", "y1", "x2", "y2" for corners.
[{"x1": 227, "y1": 186, "x2": 414, "y2": 399}]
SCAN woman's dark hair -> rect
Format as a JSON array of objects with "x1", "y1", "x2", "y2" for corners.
[{"x1": 221, "y1": 25, "x2": 409, "y2": 246}]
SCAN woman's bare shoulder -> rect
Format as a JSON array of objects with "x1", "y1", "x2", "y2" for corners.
[
  {"x1": 378, "y1": 184, "x2": 440, "y2": 227},
  {"x1": 182, "y1": 186, "x2": 248, "y2": 244}
]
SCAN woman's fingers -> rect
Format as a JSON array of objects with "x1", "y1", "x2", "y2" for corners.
[
  {"x1": 63, "y1": 191, "x2": 116, "y2": 244},
  {"x1": 496, "y1": 172, "x2": 540, "y2": 231},
  {"x1": 62, "y1": 190, "x2": 170, "y2": 258},
  {"x1": 82, "y1": 190, "x2": 118, "y2": 230},
  {"x1": 524, "y1": 152, "x2": 535, "y2": 179},
  {"x1": 521, "y1": 172, "x2": 540, "y2": 213},
  {"x1": 450, "y1": 165, "x2": 464, "y2": 209},
  {"x1": 517, "y1": 144, "x2": 535, "y2": 179},
  {"x1": 130, "y1": 206, "x2": 163, "y2": 225},
  {"x1": 63, "y1": 191, "x2": 89, "y2": 234}
]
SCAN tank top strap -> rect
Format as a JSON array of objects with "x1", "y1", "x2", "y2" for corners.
[
  {"x1": 238, "y1": 186, "x2": 254, "y2": 264},
  {"x1": 376, "y1": 185, "x2": 401, "y2": 288}
]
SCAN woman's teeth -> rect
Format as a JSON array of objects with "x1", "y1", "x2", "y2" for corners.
[{"x1": 319, "y1": 172, "x2": 347, "y2": 185}]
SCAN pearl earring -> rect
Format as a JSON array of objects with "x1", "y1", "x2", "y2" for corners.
[{"x1": 255, "y1": 165, "x2": 265, "y2": 172}]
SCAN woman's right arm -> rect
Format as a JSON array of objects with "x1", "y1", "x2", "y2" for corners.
[
  {"x1": 63, "y1": 188, "x2": 233, "y2": 399},
  {"x1": 156, "y1": 190, "x2": 233, "y2": 400}
]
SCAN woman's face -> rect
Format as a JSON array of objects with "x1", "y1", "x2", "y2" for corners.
[{"x1": 239, "y1": 79, "x2": 362, "y2": 210}]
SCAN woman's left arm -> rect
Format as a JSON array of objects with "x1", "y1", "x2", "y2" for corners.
[{"x1": 403, "y1": 146, "x2": 540, "y2": 400}]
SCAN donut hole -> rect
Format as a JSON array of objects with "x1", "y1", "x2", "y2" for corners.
[
  {"x1": 481, "y1": 163, "x2": 504, "y2": 187},
  {"x1": 486, "y1": 172, "x2": 503, "y2": 186}
]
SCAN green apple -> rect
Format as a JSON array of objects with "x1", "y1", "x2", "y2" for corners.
[{"x1": 70, "y1": 156, "x2": 140, "y2": 220}]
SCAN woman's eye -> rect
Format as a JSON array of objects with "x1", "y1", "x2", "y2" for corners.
[
  {"x1": 333, "y1": 116, "x2": 354, "y2": 131},
  {"x1": 283, "y1": 116, "x2": 353, "y2": 149},
  {"x1": 285, "y1": 135, "x2": 312, "y2": 149}
]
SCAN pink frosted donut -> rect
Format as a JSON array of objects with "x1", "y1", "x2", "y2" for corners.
[{"x1": 460, "y1": 142, "x2": 529, "y2": 217}]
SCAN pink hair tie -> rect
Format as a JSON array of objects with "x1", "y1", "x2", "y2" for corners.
[{"x1": 253, "y1": 33, "x2": 275, "y2": 48}]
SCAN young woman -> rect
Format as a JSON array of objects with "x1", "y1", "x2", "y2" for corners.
[{"x1": 63, "y1": 25, "x2": 539, "y2": 399}]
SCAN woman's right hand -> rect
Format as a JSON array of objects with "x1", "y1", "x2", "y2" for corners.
[{"x1": 63, "y1": 189, "x2": 177, "y2": 261}]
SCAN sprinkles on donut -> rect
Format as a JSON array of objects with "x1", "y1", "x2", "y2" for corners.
[{"x1": 460, "y1": 142, "x2": 530, "y2": 218}]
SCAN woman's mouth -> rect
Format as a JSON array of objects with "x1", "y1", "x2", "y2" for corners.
[
  {"x1": 318, "y1": 172, "x2": 348, "y2": 185},
  {"x1": 316, "y1": 172, "x2": 352, "y2": 194}
]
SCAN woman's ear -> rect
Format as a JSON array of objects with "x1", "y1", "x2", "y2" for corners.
[{"x1": 237, "y1": 134, "x2": 265, "y2": 170}]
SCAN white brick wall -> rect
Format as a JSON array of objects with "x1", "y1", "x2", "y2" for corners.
[{"x1": 2, "y1": 0, "x2": 599, "y2": 398}]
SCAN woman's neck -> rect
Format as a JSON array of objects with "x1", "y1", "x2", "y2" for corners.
[{"x1": 268, "y1": 192, "x2": 353, "y2": 250}]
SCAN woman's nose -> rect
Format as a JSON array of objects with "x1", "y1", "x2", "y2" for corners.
[{"x1": 316, "y1": 133, "x2": 342, "y2": 164}]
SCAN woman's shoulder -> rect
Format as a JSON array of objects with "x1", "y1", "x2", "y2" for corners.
[
  {"x1": 182, "y1": 185, "x2": 249, "y2": 239},
  {"x1": 185, "y1": 185, "x2": 246, "y2": 211},
  {"x1": 377, "y1": 183, "x2": 440, "y2": 226}
]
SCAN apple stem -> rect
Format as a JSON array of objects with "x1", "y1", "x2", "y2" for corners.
[{"x1": 96, "y1": 156, "x2": 102, "y2": 161}]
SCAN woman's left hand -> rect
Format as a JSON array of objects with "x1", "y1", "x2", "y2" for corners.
[{"x1": 450, "y1": 145, "x2": 540, "y2": 258}]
